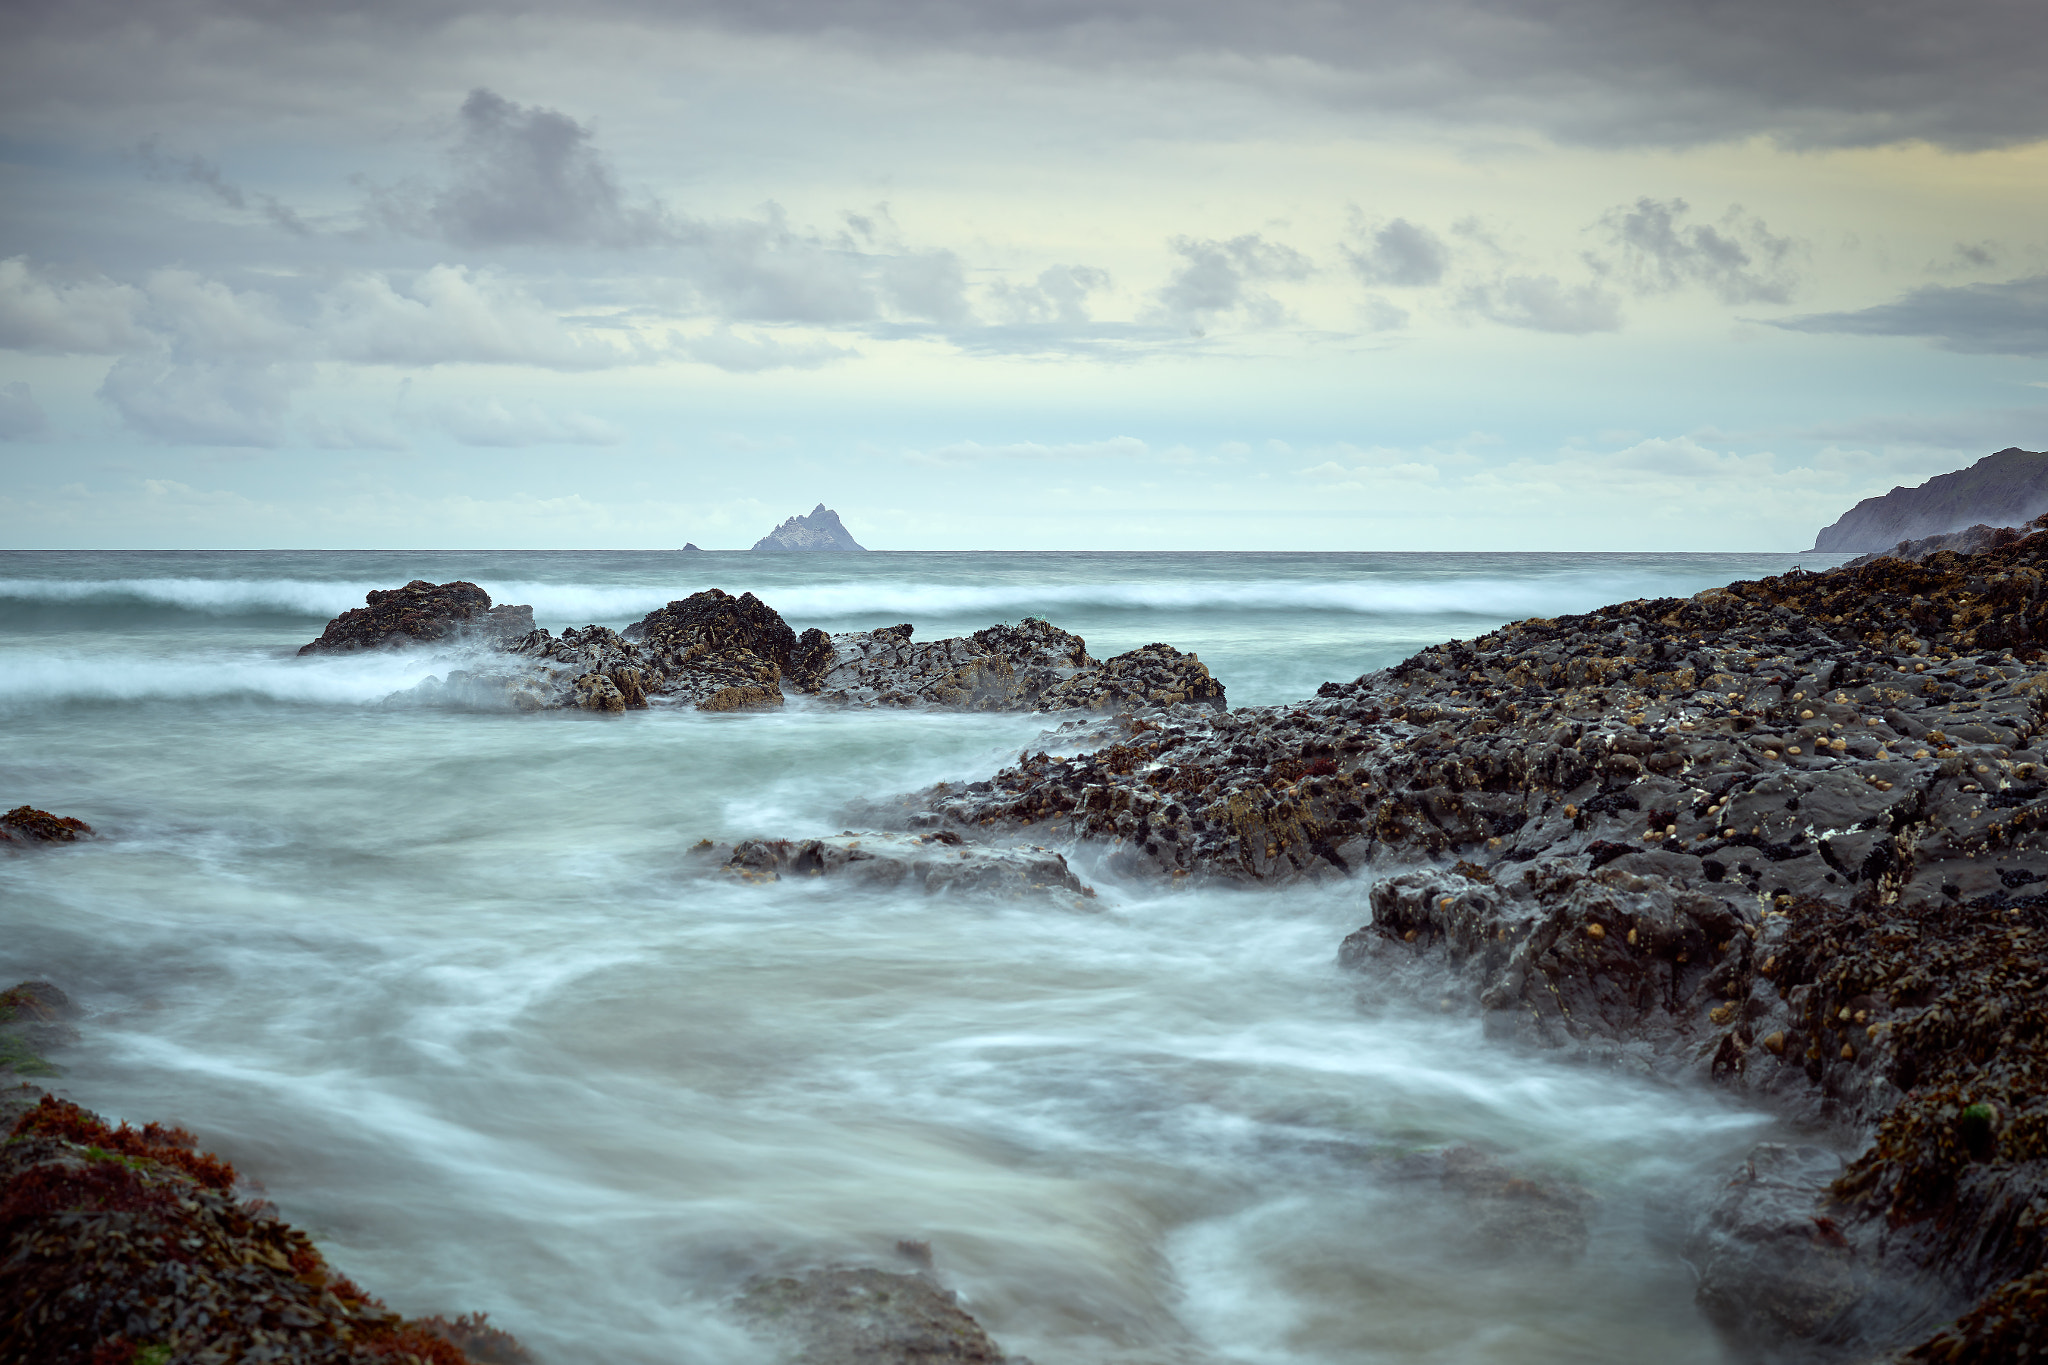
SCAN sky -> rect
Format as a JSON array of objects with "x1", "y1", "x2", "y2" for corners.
[{"x1": 6, "y1": 0, "x2": 2048, "y2": 551}]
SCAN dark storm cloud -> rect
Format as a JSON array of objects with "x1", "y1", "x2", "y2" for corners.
[
  {"x1": 1594, "y1": 198, "x2": 1800, "y2": 305},
  {"x1": 1344, "y1": 218, "x2": 1447, "y2": 288},
  {"x1": 1776, "y1": 276, "x2": 2048, "y2": 356},
  {"x1": 9, "y1": 0, "x2": 2047, "y2": 151}
]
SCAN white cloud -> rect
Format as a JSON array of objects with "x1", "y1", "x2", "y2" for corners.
[
  {"x1": 0, "y1": 257, "x2": 146, "y2": 354},
  {"x1": 905, "y1": 437, "x2": 1150, "y2": 466},
  {"x1": 1461, "y1": 274, "x2": 1623, "y2": 333}
]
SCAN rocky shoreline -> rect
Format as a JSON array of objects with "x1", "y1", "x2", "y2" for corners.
[
  {"x1": 878, "y1": 535, "x2": 2048, "y2": 1361},
  {"x1": 17, "y1": 536, "x2": 2048, "y2": 1361}
]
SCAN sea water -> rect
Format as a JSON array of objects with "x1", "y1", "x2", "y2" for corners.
[{"x1": 0, "y1": 549, "x2": 1852, "y2": 1365}]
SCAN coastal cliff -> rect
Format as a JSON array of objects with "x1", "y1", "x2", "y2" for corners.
[{"x1": 1813, "y1": 447, "x2": 2048, "y2": 551}]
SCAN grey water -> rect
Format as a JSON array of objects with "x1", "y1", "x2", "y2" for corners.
[{"x1": 0, "y1": 549, "x2": 1850, "y2": 1364}]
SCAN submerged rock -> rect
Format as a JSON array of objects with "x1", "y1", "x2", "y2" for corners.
[
  {"x1": 735, "y1": 1266, "x2": 1009, "y2": 1365},
  {"x1": 698, "y1": 832, "x2": 1093, "y2": 905},
  {"x1": 0, "y1": 982, "x2": 77, "y2": 1086},
  {"x1": 297, "y1": 579, "x2": 533, "y2": 655},
  {"x1": 0, "y1": 806, "x2": 93, "y2": 847}
]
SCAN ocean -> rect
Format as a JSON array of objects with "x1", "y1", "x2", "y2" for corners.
[{"x1": 1, "y1": 548, "x2": 1852, "y2": 1365}]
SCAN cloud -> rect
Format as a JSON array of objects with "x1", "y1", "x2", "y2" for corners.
[
  {"x1": 136, "y1": 138, "x2": 311, "y2": 235},
  {"x1": 1344, "y1": 218, "x2": 1447, "y2": 287},
  {"x1": 0, "y1": 381, "x2": 46, "y2": 439},
  {"x1": 984, "y1": 265, "x2": 1112, "y2": 325},
  {"x1": 1594, "y1": 197, "x2": 1800, "y2": 305},
  {"x1": 1461, "y1": 274, "x2": 1622, "y2": 334},
  {"x1": 98, "y1": 351, "x2": 300, "y2": 447},
  {"x1": 1153, "y1": 234, "x2": 1313, "y2": 331},
  {"x1": 379, "y1": 88, "x2": 670, "y2": 249},
  {"x1": 317, "y1": 266, "x2": 651, "y2": 370},
  {"x1": 1773, "y1": 275, "x2": 2048, "y2": 356},
  {"x1": 0, "y1": 257, "x2": 146, "y2": 353},
  {"x1": 433, "y1": 398, "x2": 626, "y2": 447}
]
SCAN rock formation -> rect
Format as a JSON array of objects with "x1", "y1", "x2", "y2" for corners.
[
  {"x1": 1813, "y1": 447, "x2": 2048, "y2": 551},
  {"x1": 0, "y1": 806, "x2": 93, "y2": 847},
  {"x1": 306, "y1": 580, "x2": 1229, "y2": 719},
  {"x1": 297, "y1": 580, "x2": 534, "y2": 655},
  {"x1": 696, "y1": 830, "x2": 1094, "y2": 907},
  {"x1": 0, "y1": 983, "x2": 530, "y2": 1365},
  {"x1": 751, "y1": 504, "x2": 866, "y2": 552},
  {"x1": 1845, "y1": 512, "x2": 2048, "y2": 568},
  {"x1": 735, "y1": 1265, "x2": 1011, "y2": 1365},
  {"x1": 895, "y1": 538, "x2": 2048, "y2": 1361}
]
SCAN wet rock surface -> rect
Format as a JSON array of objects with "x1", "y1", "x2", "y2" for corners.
[
  {"x1": 900, "y1": 537, "x2": 2048, "y2": 1360},
  {"x1": 695, "y1": 831, "x2": 1094, "y2": 906},
  {"x1": 0, "y1": 1059, "x2": 527, "y2": 1365},
  {"x1": 328, "y1": 581, "x2": 1225, "y2": 717},
  {"x1": 297, "y1": 579, "x2": 533, "y2": 655},
  {"x1": 0, "y1": 981, "x2": 76, "y2": 1086},
  {"x1": 1, "y1": 805, "x2": 94, "y2": 847},
  {"x1": 735, "y1": 1266, "x2": 1010, "y2": 1365}
]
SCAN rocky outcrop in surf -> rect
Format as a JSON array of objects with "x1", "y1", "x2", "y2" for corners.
[
  {"x1": 0, "y1": 981, "x2": 531, "y2": 1365},
  {"x1": 1, "y1": 806, "x2": 93, "y2": 848},
  {"x1": 898, "y1": 538, "x2": 2048, "y2": 1361},
  {"x1": 297, "y1": 579, "x2": 534, "y2": 655},
  {"x1": 751, "y1": 504, "x2": 866, "y2": 552},
  {"x1": 1813, "y1": 447, "x2": 2048, "y2": 551},
  {"x1": 316, "y1": 581, "x2": 1228, "y2": 717},
  {"x1": 696, "y1": 830, "x2": 1094, "y2": 907}
]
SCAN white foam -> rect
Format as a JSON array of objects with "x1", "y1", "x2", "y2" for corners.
[{"x1": 0, "y1": 647, "x2": 455, "y2": 710}]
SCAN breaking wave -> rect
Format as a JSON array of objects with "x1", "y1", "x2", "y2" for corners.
[{"x1": 0, "y1": 567, "x2": 1796, "y2": 629}]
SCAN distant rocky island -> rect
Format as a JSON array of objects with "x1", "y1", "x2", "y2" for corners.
[
  {"x1": 751, "y1": 504, "x2": 865, "y2": 553},
  {"x1": 1813, "y1": 446, "x2": 2048, "y2": 550}
]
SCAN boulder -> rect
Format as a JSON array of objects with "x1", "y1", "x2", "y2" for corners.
[
  {"x1": 297, "y1": 580, "x2": 533, "y2": 655},
  {"x1": 0, "y1": 807, "x2": 93, "y2": 847}
]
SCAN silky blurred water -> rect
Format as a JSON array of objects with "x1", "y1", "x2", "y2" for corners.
[{"x1": 0, "y1": 549, "x2": 1850, "y2": 1365}]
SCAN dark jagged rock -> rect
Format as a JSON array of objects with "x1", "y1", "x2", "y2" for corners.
[
  {"x1": 298, "y1": 579, "x2": 533, "y2": 655},
  {"x1": 900, "y1": 536, "x2": 2048, "y2": 1359},
  {"x1": 792, "y1": 619, "x2": 1225, "y2": 714},
  {"x1": 626, "y1": 588, "x2": 798, "y2": 672},
  {"x1": 0, "y1": 1089, "x2": 526, "y2": 1365},
  {"x1": 698, "y1": 832, "x2": 1093, "y2": 905},
  {"x1": 751, "y1": 504, "x2": 867, "y2": 553},
  {"x1": 1845, "y1": 513, "x2": 2048, "y2": 569},
  {"x1": 1, "y1": 806, "x2": 93, "y2": 847},
  {"x1": 1814, "y1": 447, "x2": 2048, "y2": 551},
  {"x1": 735, "y1": 1266, "x2": 1009, "y2": 1365}
]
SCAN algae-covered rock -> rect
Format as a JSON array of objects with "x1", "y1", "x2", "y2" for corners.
[{"x1": 735, "y1": 1266, "x2": 1008, "y2": 1365}]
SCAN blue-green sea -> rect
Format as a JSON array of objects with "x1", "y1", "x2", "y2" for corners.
[{"x1": 0, "y1": 549, "x2": 1850, "y2": 1365}]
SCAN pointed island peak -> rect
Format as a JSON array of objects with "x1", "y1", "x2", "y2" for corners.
[{"x1": 751, "y1": 504, "x2": 867, "y2": 552}]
